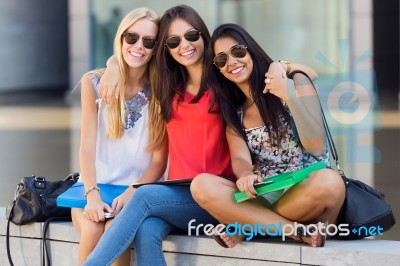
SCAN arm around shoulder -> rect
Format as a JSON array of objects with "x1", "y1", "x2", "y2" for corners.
[{"x1": 99, "y1": 54, "x2": 121, "y2": 103}]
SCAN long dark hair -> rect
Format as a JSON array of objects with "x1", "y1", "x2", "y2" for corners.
[
  {"x1": 150, "y1": 5, "x2": 217, "y2": 122},
  {"x1": 210, "y1": 23, "x2": 289, "y2": 144}
]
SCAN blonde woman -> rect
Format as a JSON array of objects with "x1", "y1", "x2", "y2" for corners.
[{"x1": 71, "y1": 8, "x2": 167, "y2": 265}]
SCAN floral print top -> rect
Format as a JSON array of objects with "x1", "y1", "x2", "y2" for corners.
[
  {"x1": 123, "y1": 88, "x2": 151, "y2": 129},
  {"x1": 238, "y1": 107, "x2": 329, "y2": 178},
  {"x1": 89, "y1": 73, "x2": 151, "y2": 130}
]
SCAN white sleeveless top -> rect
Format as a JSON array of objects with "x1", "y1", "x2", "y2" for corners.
[{"x1": 88, "y1": 73, "x2": 152, "y2": 185}]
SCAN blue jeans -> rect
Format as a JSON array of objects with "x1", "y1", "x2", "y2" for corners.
[
  {"x1": 83, "y1": 185, "x2": 218, "y2": 266},
  {"x1": 134, "y1": 217, "x2": 173, "y2": 266}
]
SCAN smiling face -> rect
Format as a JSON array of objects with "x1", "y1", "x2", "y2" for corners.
[
  {"x1": 166, "y1": 18, "x2": 204, "y2": 68},
  {"x1": 122, "y1": 18, "x2": 158, "y2": 70},
  {"x1": 213, "y1": 36, "x2": 253, "y2": 89}
]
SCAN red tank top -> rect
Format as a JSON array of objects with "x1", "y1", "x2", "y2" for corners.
[{"x1": 166, "y1": 90, "x2": 233, "y2": 180}]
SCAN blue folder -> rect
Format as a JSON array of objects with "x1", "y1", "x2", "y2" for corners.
[{"x1": 56, "y1": 182, "x2": 128, "y2": 208}]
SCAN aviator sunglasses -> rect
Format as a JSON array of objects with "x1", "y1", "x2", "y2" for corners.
[
  {"x1": 122, "y1": 32, "x2": 157, "y2": 49},
  {"x1": 213, "y1": 44, "x2": 248, "y2": 68},
  {"x1": 165, "y1": 29, "x2": 201, "y2": 49}
]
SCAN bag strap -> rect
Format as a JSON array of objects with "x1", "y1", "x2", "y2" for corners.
[
  {"x1": 7, "y1": 202, "x2": 73, "y2": 266},
  {"x1": 42, "y1": 216, "x2": 72, "y2": 266},
  {"x1": 288, "y1": 70, "x2": 344, "y2": 174},
  {"x1": 6, "y1": 200, "x2": 16, "y2": 266}
]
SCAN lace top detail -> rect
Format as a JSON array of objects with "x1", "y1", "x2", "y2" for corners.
[
  {"x1": 88, "y1": 73, "x2": 151, "y2": 130},
  {"x1": 238, "y1": 107, "x2": 329, "y2": 178},
  {"x1": 124, "y1": 88, "x2": 151, "y2": 129}
]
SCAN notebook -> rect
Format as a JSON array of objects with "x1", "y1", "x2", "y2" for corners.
[
  {"x1": 56, "y1": 182, "x2": 128, "y2": 208},
  {"x1": 57, "y1": 179, "x2": 193, "y2": 208},
  {"x1": 131, "y1": 179, "x2": 193, "y2": 188},
  {"x1": 233, "y1": 161, "x2": 326, "y2": 203}
]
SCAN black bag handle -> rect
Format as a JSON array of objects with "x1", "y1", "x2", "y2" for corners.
[
  {"x1": 7, "y1": 201, "x2": 73, "y2": 266},
  {"x1": 42, "y1": 217, "x2": 72, "y2": 266},
  {"x1": 6, "y1": 200, "x2": 16, "y2": 266}
]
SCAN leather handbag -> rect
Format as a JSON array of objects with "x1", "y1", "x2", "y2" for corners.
[
  {"x1": 5, "y1": 173, "x2": 79, "y2": 266},
  {"x1": 6, "y1": 172, "x2": 79, "y2": 225},
  {"x1": 337, "y1": 175, "x2": 396, "y2": 239},
  {"x1": 291, "y1": 70, "x2": 396, "y2": 240}
]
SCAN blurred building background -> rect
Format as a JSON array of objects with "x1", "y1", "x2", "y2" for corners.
[{"x1": 0, "y1": 0, "x2": 399, "y2": 240}]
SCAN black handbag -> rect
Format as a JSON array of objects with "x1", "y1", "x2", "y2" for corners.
[
  {"x1": 6, "y1": 172, "x2": 79, "y2": 225},
  {"x1": 5, "y1": 172, "x2": 79, "y2": 266},
  {"x1": 291, "y1": 71, "x2": 396, "y2": 240},
  {"x1": 337, "y1": 175, "x2": 396, "y2": 239}
]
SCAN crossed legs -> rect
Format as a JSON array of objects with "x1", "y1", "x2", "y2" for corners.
[
  {"x1": 71, "y1": 208, "x2": 130, "y2": 265},
  {"x1": 191, "y1": 168, "x2": 345, "y2": 247}
]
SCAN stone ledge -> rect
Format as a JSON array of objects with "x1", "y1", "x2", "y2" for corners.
[{"x1": 1, "y1": 207, "x2": 400, "y2": 265}]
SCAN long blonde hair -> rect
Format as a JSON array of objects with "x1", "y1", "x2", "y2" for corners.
[{"x1": 108, "y1": 7, "x2": 159, "y2": 140}]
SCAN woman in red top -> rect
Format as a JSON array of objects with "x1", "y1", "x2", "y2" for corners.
[{"x1": 84, "y1": 5, "x2": 233, "y2": 266}]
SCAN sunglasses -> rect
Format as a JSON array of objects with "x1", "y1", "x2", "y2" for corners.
[
  {"x1": 213, "y1": 45, "x2": 248, "y2": 68},
  {"x1": 122, "y1": 32, "x2": 157, "y2": 49},
  {"x1": 165, "y1": 29, "x2": 201, "y2": 49}
]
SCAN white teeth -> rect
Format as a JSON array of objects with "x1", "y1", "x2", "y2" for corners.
[
  {"x1": 231, "y1": 66, "x2": 243, "y2": 74},
  {"x1": 130, "y1": 51, "x2": 143, "y2": 58},
  {"x1": 181, "y1": 50, "x2": 194, "y2": 56}
]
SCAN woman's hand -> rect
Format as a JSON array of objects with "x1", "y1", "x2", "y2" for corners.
[
  {"x1": 84, "y1": 193, "x2": 112, "y2": 222},
  {"x1": 236, "y1": 173, "x2": 263, "y2": 199},
  {"x1": 111, "y1": 187, "x2": 135, "y2": 216},
  {"x1": 263, "y1": 61, "x2": 294, "y2": 102},
  {"x1": 99, "y1": 55, "x2": 120, "y2": 104}
]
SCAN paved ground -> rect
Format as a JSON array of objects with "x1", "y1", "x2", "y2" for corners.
[{"x1": 0, "y1": 96, "x2": 399, "y2": 240}]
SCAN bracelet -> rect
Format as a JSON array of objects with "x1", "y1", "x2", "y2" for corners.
[
  {"x1": 84, "y1": 186, "x2": 100, "y2": 198},
  {"x1": 279, "y1": 60, "x2": 291, "y2": 76}
]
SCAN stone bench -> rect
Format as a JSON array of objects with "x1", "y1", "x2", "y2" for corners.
[{"x1": 1, "y1": 207, "x2": 399, "y2": 265}]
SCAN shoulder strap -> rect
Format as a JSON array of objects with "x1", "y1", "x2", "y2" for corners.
[
  {"x1": 6, "y1": 201, "x2": 16, "y2": 266},
  {"x1": 42, "y1": 216, "x2": 72, "y2": 266},
  {"x1": 288, "y1": 70, "x2": 343, "y2": 174},
  {"x1": 7, "y1": 203, "x2": 73, "y2": 266}
]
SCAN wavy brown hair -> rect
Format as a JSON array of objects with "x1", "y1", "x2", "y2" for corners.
[{"x1": 151, "y1": 5, "x2": 217, "y2": 124}]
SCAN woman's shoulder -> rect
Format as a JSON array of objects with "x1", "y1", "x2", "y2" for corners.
[{"x1": 82, "y1": 69, "x2": 105, "y2": 100}]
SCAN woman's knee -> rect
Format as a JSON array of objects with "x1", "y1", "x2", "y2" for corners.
[
  {"x1": 310, "y1": 169, "x2": 345, "y2": 201},
  {"x1": 80, "y1": 219, "x2": 105, "y2": 240},
  {"x1": 191, "y1": 174, "x2": 219, "y2": 204}
]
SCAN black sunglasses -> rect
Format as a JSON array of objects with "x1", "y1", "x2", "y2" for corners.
[
  {"x1": 165, "y1": 29, "x2": 201, "y2": 49},
  {"x1": 122, "y1": 32, "x2": 157, "y2": 49},
  {"x1": 213, "y1": 45, "x2": 248, "y2": 68}
]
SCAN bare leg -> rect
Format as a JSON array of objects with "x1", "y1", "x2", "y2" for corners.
[
  {"x1": 72, "y1": 208, "x2": 105, "y2": 265},
  {"x1": 191, "y1": 168, "x2": 345, "y2": 247},
  {"x1": 72, "y1": 209, "x2": 131, "y2": 265}
]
